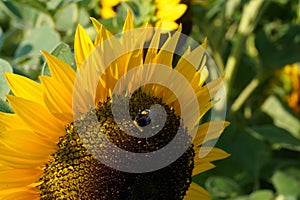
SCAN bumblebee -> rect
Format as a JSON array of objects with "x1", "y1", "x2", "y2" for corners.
[{"x1": 134, "y1": 109, "x2": 151, "y2": 127}]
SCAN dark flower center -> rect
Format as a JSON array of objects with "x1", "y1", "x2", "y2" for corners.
[{"x1": 38, "y1": 91, "x2": 195, "y2": 200}]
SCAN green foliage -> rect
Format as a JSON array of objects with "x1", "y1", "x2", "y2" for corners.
[
  {"x1": 0, "y1": 58, "x2": 12, "y2": 100},
  {"x1": 42, "y1": 42, "x2": 75, "y2": 76},
  {"x1": 0, "y1": 58, "x2": 13, "y2": 113},
  {"x1": 272, "y1": 167, "x2": 300, "y2": 199},
  {"x1": 190, "y1": 0, "x2": 300, "y2": 199},
  {"x1": 0, "y1": 0, "x2": 97, "y2": 79}
]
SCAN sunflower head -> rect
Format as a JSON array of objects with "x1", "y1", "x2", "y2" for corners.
[
  {"x1": 100, "y1": 0, "x2": 188, "y2": 31},
  {"x1": 0, "y1": 11, "x2": 229, "y2": 200}
]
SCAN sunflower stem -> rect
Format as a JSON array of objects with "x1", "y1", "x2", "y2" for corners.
[
  {"x1": 224, "y1": 0, "x2": 266, "y2": 99},
  {"x1": 230, "y1": 74, "x2": 265, "y2": 113}
]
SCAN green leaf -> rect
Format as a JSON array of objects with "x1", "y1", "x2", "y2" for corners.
[
  {"x1": 14, "y1": 26, "x2": 61, "y2": 62},
  {"x1": 255, "y1": 24, "x2": 300, "y2": 69},
  {"x1": 0, "y1": 98, "x2": 13, "y2": 113},
  {"x1": 0, "y1": 27, "x2": 3, "y2": 49},
  {"x1": 233, "y1": 190, "x2": 274, "y2": 200},
  {"x1": 249, "y1": 190, "x2": 274, "y2": 200},
  {"x1": 272, "y1": 167, "x2": 300, "y2": 198},
  {"x1": 261, "y1": 95, "x2": 300, "y2": 139},
  {"x1": 251, "y1": 125, "x2": 300, "y2": 151},
  {"x1": 0, "y1": 59, "x2": 13, "y2": 100},
  {"x1": 46, "y1": 0, "x2": 64, "y2": 10},
  {"x1": 233, "y1": 129, "x2": 272, "y2": 177},
  {"x1": 205, "y1": 176, "x2": 241, "y2": 199},
  {"x1": 42, "y1": 42, "x2": 75, "y2": 76},
  {"x1": 78, "y1": 7, "x2": 91, "y2": 27},
  {"x1": 54, "y1": 3, "x2": 78, "y2": 32},
  {"x1": 9, "y1": 0, "x2": 50, "y2": 15}
]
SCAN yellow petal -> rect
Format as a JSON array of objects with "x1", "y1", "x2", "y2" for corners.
[
  {"x1": 74, "y1": 24, "x2": 95, "y2": 69},
  {"x1": 122, "y1": 10, "x2": 134, "y2": 32},
  {"x1": 40, "y1": 76, "x2": 73, "y2": 122},
  {"x1": 101, "y1": 0, "x2": 120, "y2": 7},
  {"x1": 0, "y1": 150, "x2": 48, "y2": 169},
  {"x1": 0, "y1": 168, "x2": 42, "y2": 190},
  {"x1": 0, "y1": 113, "x2": 27, "y2": 132},
  {"x1": 194, "y1": 147, "x2": 230, "y2": 167},
  {"x1": 144, "y1": 22, "x2": 162, "y2": 64},
  {"x1": 192, "y1": 162, "x2": 215, "y2": 176},
  {"x1": 153, "y1": 24, "x2": 182, "y2": 66},
  {"x1": 5, "y1": 95, "x2": 65, "y2": 140},
  {"x1": 156, "y1": 4, "x2": 187, "y2": 21},
  {"x1": 184, "y1": 182, "x2": 211, "y2": 200},
  {"x1": 157, "y1": 20, "x2": 179, "y2": 31},
  {"x1": 90, "y1": 17, "x2": 113, "y2": 46},
  {"x1": 0, "y1": 189, "x2": 39, "y2": 200},
  {"x1": 175, "y1": 45, "x2": 206, "y2": 81},
  {"x1": 4, "y1": 73, "x2": 43, "y2": 105},
  {"x1": 155, "y1": 0, "x2": 180, "y2": 7},
  {"x1": 0, "y1": 129, "x2": 55, "y2": 159},
  {"x1": 101, "y1": 7, "x2": 117, "y2": 19},
  {"x1": 40, "y1": 51, "x2": 76, "y2": 93},
  {"x1": 193, "y1": 121, "x2": 230, "y2": 147}
]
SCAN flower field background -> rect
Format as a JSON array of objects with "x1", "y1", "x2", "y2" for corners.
[{"x1": 0, "y1": 0, "x2": 299, "y2": 199}]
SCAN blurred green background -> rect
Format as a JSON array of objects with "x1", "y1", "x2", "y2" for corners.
[{"x1": 0, "y1": 0, "x2": 299, "y2": 199}]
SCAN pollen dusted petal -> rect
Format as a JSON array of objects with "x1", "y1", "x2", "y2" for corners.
[
  {"x1": 4, "y1": 73, "x2": 43, "y2": 105},
  {"x1": 40, "y1": 76, "x2": 73, "y2": 122},
  {"x1": 40, "y1": 51, "x2": 76, "y2": 93},
  {"x1": 5, "y1": 95, "x2": 65, "y2": 139},
  {"x1": 74, "y1": 24, "x2": 95, "y2": 69},
  {"x1": 184, "y1": 182, "x2": 211, "y2": 200},
  {"x1": 0, "y1": 168, "x2": 42, "y2": 190}
]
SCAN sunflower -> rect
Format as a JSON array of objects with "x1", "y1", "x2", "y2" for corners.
[
  {"x1": 0, "y1": 11, "x2": 229, "y2": 199},
  {"x1": 283, "y1": 64, "x2": 300, "y2": 115},
  {"x1": 100, "y1": 0, "x2": 120, "y2": 19},
  {"x1": 100, "y1": 0, "x2": 187, "y2": 30}
]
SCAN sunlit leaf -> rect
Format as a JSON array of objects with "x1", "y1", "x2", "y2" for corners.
[
  {"x1": 262, "y1": 95, "x2": 300, "y2": 139},
  {"x1": 251, "y1": 125, "x2": 300, "y2": 151},
  {"x1": 255, "y1": 24, "x2": 300, "y2": 69},
  {"x1": 14, "y1": 26, "x2": 61, "y2": 61},
  {"x1": 272, "y1": 167, "x2": 300, "y2": 198},
  {"x1": 205, "y1": 176, "x2": 241, "y2": 199},
  {"x1": 42, "y1": 42, "x2": 75, "y2": 76},
  {"x1": 54, "y1": 3, "x2": 78, "y2": 32},
  {"x1": 9, "y1": 0, "x2": 49, "y2": 15},
  {"x1": 0, "y1": 27, "x2": 3, "y2": 49},
  {"x1": 0, "y1": 58, "x2": 13, "y2": 100},
  {"x1": 0, "y1": 98, "x2": 13, "y2": 113},
  {"x1": 249, "y1": 190, "x2": 274, "y2": 200}
]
